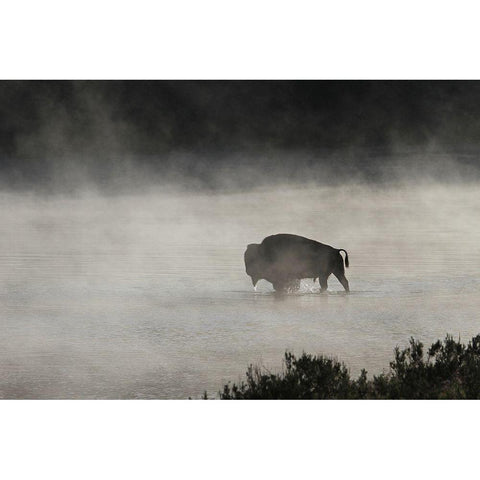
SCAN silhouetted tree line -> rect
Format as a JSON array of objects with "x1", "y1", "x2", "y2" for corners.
[
  {"x1": 216, "y1": 334, "x2": 480, "y2": 399},
  {"x1": 3, "y1": 81, "x2": 480, "y2": 159},
  {"x1": 3, "y1": 81, "x2": 480, "y2": 190}
]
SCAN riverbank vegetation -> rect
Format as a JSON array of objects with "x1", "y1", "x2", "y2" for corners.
[{"x1": 216, "y1": 334, "x2": 480, "y2": 399}]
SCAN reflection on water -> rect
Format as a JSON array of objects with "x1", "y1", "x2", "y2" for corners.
[{"x1": 0, "y1": 183, "x2": 480, "y2": 398}]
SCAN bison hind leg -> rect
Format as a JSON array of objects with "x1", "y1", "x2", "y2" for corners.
[
  {"x1": 332, "y1": 266, "x2": 350, "y2": 293},
  {"x1": 318, "y1": 275, "x2": 328, "y2": 293}
]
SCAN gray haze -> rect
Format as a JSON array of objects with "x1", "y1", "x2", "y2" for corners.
[
  {"x1": 1, "y1": 179, "x2": 479, "y2": 398},
  {"x1": 2, "y1": 81, "x2": 480, "y2": 397}
]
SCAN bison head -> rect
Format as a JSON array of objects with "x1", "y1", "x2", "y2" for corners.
[{"x1": 244, "y1": 243, "x2": 265, "y2": 287}]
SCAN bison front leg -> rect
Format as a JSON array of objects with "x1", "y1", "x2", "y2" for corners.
[
  {"x1": 286, "y1": 278, "x2": 301, "y2": 293},
  {"x1": 272, "y1": 278, "x2": 299, "y2": 293},
  {"x1": 273, "y1": 278, "x2": 301, "y2": 293},
  {"x1": 272, "y1": 281, "x2": 286, "y2": 293}
]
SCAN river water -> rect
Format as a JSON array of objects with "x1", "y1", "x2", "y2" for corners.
[{"x1": 1, "y1": 183, "x2": 479, "y2": 398}]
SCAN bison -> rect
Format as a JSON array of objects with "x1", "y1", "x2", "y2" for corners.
[{"x1": 244, "y1": 233, "x2": 350, "y2": 293}]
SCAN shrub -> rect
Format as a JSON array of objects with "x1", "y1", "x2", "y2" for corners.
[{"x1": 218, "y1": 334, "x2": 480, "y2": 399}]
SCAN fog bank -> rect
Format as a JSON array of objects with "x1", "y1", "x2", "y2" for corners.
[{"x1": 1, "y1": 183, "x2": 479, "y2": 398}]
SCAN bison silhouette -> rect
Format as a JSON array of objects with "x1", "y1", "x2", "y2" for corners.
[{"x1": 244, "y1": 233, "x2": 349, "y2": 293}]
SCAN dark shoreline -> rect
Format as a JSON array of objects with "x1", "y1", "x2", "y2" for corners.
[{"x1": 210, "y1": 334, "x2": 480, "y2": 399}]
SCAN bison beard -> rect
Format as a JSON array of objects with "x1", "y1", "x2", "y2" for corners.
[{"x1": 244, "y1": 233, "x2": 350, "y2": 293}]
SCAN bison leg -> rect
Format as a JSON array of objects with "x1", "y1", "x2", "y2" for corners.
[
  {"x1": 286, "y1": 278, "x2": 301, "y2": 292},
  {"x1": 333, "y1": 270, "x2": 350, "y2": 293},
  {"x1": 272, "y1": 281, "x2": 286, "y2": 292},
  {"x1": 272, "y1": 279, "x2": 300, "y2": 293},
  {"x1": 318, "y1": 275, "x2": 328, "y2": 293}
]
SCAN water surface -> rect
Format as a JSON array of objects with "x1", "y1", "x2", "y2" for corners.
[{"x1": 1, "y1": 183, "x2": 479, "y2": 398}]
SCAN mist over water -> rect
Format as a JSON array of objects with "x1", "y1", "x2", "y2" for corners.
[
  {"x1": 1, "y1": 179, "x2": 479, "y2": 398},
  {"x1": 2, "y1": 81, "x2": 480, "y2": 398}
]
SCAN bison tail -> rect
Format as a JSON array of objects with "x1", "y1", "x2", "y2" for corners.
[{"x1": 339, "y1": 249, "x2": 349, "y2": 268}]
